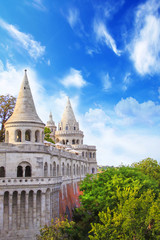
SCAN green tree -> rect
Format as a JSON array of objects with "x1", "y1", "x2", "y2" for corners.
[
  {"x1": 0, "y1": 95, "x2": 16, "y2": 142},
  {"x1": 132, "y1": 158, "x2": 160, "y2": 183},
  {"x1": 44, "y1": 127, "x2": 55, "y2": 144}
]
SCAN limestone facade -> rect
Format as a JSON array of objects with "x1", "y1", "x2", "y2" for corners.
[{"x1": 0, "y1": 70, "x2": 97, "y2": 240}]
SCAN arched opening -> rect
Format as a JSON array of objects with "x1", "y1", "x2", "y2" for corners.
[
  {"x1": 93, "y1": 152, "x2": 95, "y2": 158},
  {"x1": 25, "y1": 130, "x2": 31, "y2": 141},
  {"x1": 0, "y1": 166, "x2": 5, "y2": 177},
  {"x1": 36, "y1": 190, "x2": 41, "y2": 227},
  {"x1": 66, "y1": 126, "x2": 68, "y2": 130},
  {"x1": 82, "y1": 152, "x2": 84, "y2": 157},
  {"x1": 4, "y1": 191, "x2": 9, "y2": 230},
  {"x1": 89, "y1": 152, "x2": 92, "y2": 158},
  {"x1": 44, "y1": 162, "x2": 48, "y2": 177},
  {"x1": 15, "y1": 130, "x2": 21, "y2": 142},
  {"x1": 62, "y1": 139, "x2": 65, "y2": 145},
  {"x1": 74, "y1": 126, "x2": 76, "y2": 130},
  {"x1": 50, "y1": 164, "x2": 52, "y2": 177},
  {"x1": 12, "y1": 191, "x2": 18, "y2": 229},
  {"x1": 6, "y1": 131, "x2": 9, "y2": 143},
  {"x1": 67, "y1": 163, "x2": 69, "y2": 176},
  {"x1": 66, "y1": 139, "x2": 69, "y2": 145},
  {"x1": 59, "y1": 127, "x2": 61, "y2": 130},
  {"x1": 92, "y1": 168, "x2": 95, "y2": 174},
  {"x1": 62, "y1": 162, "x2": 65, "y2": 176},
  {"x1": 86, "y1": 152, "x2": 88, "y2": 158},
  {"x1": 73, "y1": 164, "x2": 75, "y2": 175},
  {"x1": 25, "y1": 165, "x2": 31, "y2": 177},
  {"x1": 35, "y1": 130, "x2": 40, "y2": 142},
  {"x1": 53, "y1": 162, "x2": 56, "y2": 176},
  {"x1": 57, "y1": 164, "x2": 59, "y2": 176},
  {"x1": 72, "y1": 139, "x2": 75, "y2": 144},
  {"x1": 76, "y1": 139, "x2": 79, "y2": 144},
  {"x1": 17, "y1": 166, "x2": 23, "y2": 177}
]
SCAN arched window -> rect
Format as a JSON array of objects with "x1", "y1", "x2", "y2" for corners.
[
  {"x1": 76, "y1": 139, "x2": 79, "y2": 144},
  {"x1": 17, "y1": 166, "x2": 23, "y2": 177},
  {"x1": 62, "y1": 140, "x2": 65, "y2": 145},
  {"x1": 72, "y1": 139, "x2": 75, "y2": 144},
  {"x1": 92, "y1": 168, "x2": 95, "y2": 174},
  {"x1": 66, "y1": 126, "x2": 68, "y2": 130},
  {"x1": 74, "y1": 127, "x2": 76, "y2": 130},
  {"x1": 15, "y1": 130, "x2": 21, "y2": 142},
  {"x1": 35, "y1": 130, "x2": 40, "y2": 142},
  {"x1": 6, "y1": 131, "x2": 9, "y2": 143},
  {"x1": 44, "y1": 162, "x2": 48, "y2": 177},
  {"x1": 53, "y1": 162, "x2": 56, "y2": 176},
  {"x1": 50, "y1": 164, "x2": 52, "y2": 176},
  {"x1": 86, "y1": 152, "x2": 88, "y2": 158},
  {"x1": 0, "y1": 166, "x2": 5, "y2": 177},
  {"x1": 66, "y1": 140, "x2": 69, "y2": 145},
  {"x1": 25, "y1": 130, "x2": 31, "y2": 141},
  {"x1": 25, "y1": 165, "x2": 31, "y2": 177},
  {"x1": 57, "y1": 164, "x2": 59, "y2": 176},
  {"x1": 89, "y1": 152, "x2": 92, "y2": 158},
  {"x1": 67, "y1": 163, "x2": 69, "y2": 176},
  {"x1": 73, "y1": 164, "x2": 75, "y2": 175},
  {"x1": 82, "y1": 152, "x2": 84, "y2": 157},
  {"x1": 62, "y1": 163, "x2": 65, "y2": 176},
  {"x1": 93, "y1": 152, "x2": 95, "y2": 158}
]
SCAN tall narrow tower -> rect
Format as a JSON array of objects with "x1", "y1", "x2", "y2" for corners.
[
  {"x1": 5, "y1": 70, "x2": 45, "y2": 144},
  {"x1": 46, "y1": 112, "x2": 57, "y2": 141},
  {"x1": 55, "y1": 97, "x2": 84, "y2": 145}
]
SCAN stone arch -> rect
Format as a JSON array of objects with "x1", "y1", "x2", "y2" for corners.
[
  {"x1": 57, "y1": 164, "x2": 59, "y2": 176},
  {"x1": 28, "y1": 190, "x2": 34, "y2": 228},
  {"x1": 15, "y1": 129, "x2": 21, "y2": 142},
  {"x1": 0, "y1": 166, "x2": 5, "y2": 177},
  {"x1": 72, "y1": 139, "x2": 75, "y2": 144},
  {"x1": 12, "y1": 191, "x2": 18, "y2": 229},
  {"x1": 3, "y1": 191, "x2": 9, "y2": 230},
  {"x1": 76, "y1": 139, "x2": 79, "y2": 144},
  {"x1": 17, "y1": 162, "x2": 32, "y2": 177},
  {"x1": 6, "y1": 131, "x2": 9, "y2": 143},
  {"x1": 53, "y1": 162, "x2": 56, "y2": 176},
  {"x1": 67, "y1": 163, "x2": 69, "y2": 176},
  {"x1": 35, "y1": 130, "x2": 40, "y2": 142},
  {"x1": 36, "y1": 190, "x2": 41, "y2": 227},
  {"x1": 62, "y1": 162, "x2": 65, "y2": 176},
  {"x1": 20, "y1": 191, "x2": 26, "y2": 228},
  {"x1": 45, "y1": 188, "x2": 51, "y2": 224},
  {"x1": 66, "y1": 139, "x2": 69, "y2": 144},
  {"x1": 44, "y1": 162, "x2": 48, "y2": 177},
  {"x1": 25, "y1": 129, "x2": 31, "y2": 141},
  {"x1": 92, "y1": 168, "x2": 95, "y2": 174}
]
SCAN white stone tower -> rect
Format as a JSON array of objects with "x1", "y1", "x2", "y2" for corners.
[
  {"x1": 5, "y1": 70, "x2": 45, "y2": 144},
  {"x1": 55, "y1": 97, "x2": 84, "y2": 145}
]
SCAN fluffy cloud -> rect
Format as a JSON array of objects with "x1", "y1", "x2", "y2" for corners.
[
  {"x1": 0, "y1": 18, "x2": 45, "y2": 60},
  {"x1": 94, "y1": 20, "x2": 121, "y2": 56},
  {"x1": 129, "y1": 0, "x2": 160, "y2": 75},
  {"x1": 60, "y1": 68, "x2": 86, "y2": 88},
  {"x1": 115, "y1": 97, "x2": 160, "y2": 125}
]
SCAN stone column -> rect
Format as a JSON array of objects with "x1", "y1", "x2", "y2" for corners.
[
  {"x1": 9, "y1": 192, "x2": 12, "y2": 230},
  {"x1": 41, "y1": 191, "x2": 46, "y2": 226},
  {"x1": 25, "y1": 192, "x2": 29, "y2": 229},
  {"x1": 0, "y1": 194, "x2": 4, "y2": 230}
]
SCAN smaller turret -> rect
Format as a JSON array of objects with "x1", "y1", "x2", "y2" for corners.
[{"x1": 46, "y1": 112, "x2": 57, "y2": 141}]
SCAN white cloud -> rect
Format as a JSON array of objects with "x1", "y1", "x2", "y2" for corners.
[
  {"x1": 67, "y1": 8, "x2": 79, "y2": 29},
  {"x1": 0, "y1": 18, "x2": 45, "y2": 60},
  {"x1": 115, "y1": 97, "x2": 160, "y2": 125},
  {"x1": 94, "y1": 20, "x2": 121, "y2": 56},
  {"x1": 31, "y1": 0, "x2": 46, "y2": 11},
  {"x1": 102, "y1": 73, "x2": 112, "y2": 91},
  {"x1": 122, "y1": 72, "x2": 131, "y2": 91},
  {"x1": 129, "y1": 0, "x2": 160, "y2": 75},
  {"x1": 60, "y1": 68, "x2": 86, "y2": 88}
]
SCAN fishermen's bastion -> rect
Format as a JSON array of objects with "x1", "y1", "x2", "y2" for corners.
[{"x1": 0, "y1": 70, "x2": 97, "y2": 239}]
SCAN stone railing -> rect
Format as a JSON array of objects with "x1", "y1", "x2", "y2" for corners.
[{"x1": 0, "y1": 176, "x2": 62, "y2": 186}]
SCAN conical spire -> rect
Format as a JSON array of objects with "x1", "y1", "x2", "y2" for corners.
[
  {"x1": 6, "y1": 70, "x2": 43, "y2": 124},
  {"x1": 61, "y1": 97, "x2": 77, "y2": 126},
  {"x1": 47, "y1": 112, "x2": 55, "y2": 126}
]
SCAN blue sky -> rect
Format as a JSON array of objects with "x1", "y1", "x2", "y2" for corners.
[{"x1": 0, "y1": 0, "x2": 160, "y2": 166}]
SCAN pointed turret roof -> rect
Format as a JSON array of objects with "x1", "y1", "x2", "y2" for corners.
[
  {"x1": 61, "y1": 97, "x2": 77, "y2": 125},
  {"x1": 6, "y1": 70, "x2": 44, "y2": 125},
  {"x1": 46, "y1": 112, "x2": 55, "y2": 126}
]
